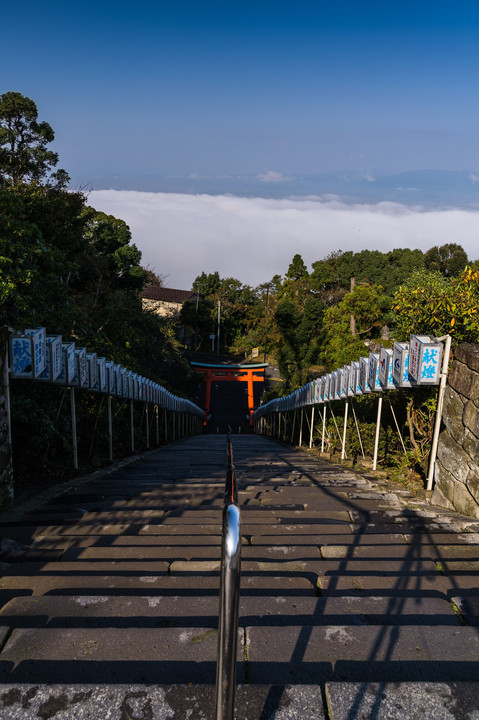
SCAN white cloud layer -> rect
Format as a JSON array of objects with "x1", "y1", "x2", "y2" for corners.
[{"x1": 89, "y1": 190, "x2": 479, "y2": 290}]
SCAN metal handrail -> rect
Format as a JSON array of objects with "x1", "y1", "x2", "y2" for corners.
[{"x1": 215, "y1": 430, "x2": 241, "y2": 720}]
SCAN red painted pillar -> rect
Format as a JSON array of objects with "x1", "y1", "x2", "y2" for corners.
[
  {"x1": 204, "y1": 374, "x2": 212, "y2": 426},
  {"x1": 247, "y1": 371, "x2": 254, "y2": 426}
]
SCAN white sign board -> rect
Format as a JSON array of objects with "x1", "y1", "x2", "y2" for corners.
[
  {"x1": 409, "y1": 335, "x2": 443, "y2": 385},
  {"x1": 379, "y1": 348, "x2": 395, "y2": 390}
]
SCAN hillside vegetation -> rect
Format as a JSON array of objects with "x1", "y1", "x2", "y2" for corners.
[{"x1": 2, "y1": 91, "x2": 478, "y2": 496}]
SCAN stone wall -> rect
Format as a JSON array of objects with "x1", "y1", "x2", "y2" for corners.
[
  {"x1": 0, "y1": 326, "x2": 14, "y2": 508},
  {"x1": 141, "y1": 298, "x2": 182, "y2": 317},
  {"x1": 432, "y1": 342, "x2": 479, "y2": 518}
]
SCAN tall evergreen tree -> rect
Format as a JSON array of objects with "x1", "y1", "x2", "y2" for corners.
[{"x1": 0, "y1": 91, "x2": 69, "y2": 188}]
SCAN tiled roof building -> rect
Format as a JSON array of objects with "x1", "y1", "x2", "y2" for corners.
[{"x1": 140, "y1": 286, "x2": 195, "y2": 317}]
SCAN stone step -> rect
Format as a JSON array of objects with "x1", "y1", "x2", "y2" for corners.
[
  {"x1": 246, "y1": 624, "x2": 479, "y2": 683},
  {"x1": 1, "y1": 560, "x2": 171, "y2": 575},
  {"x1": 0, "y1": 573, "x2": 315, "y2": 601},
  {"x1": 0, "y1": 683, "x2": 325, "y2": 719},
  {"x1": 253, "y1": 510, "x2": 353, "y2": 520},
  {"x1": 0, "y1": 626, "x2": 241, "y2": 684},
  {"x1": 62, "y1": 546, "x2": 223, "y2": 561},
  {"x1": 318, "y1": 543, "x2": 436, "y2": 559},
  {"x1": 247, "y1": 524, "x2": 355, "y2": 537},
  {"x1": 80, "y1": 510, "x2": 166, "y2": 522},
  {"x1": 28, "y1": 535, "x2": 222, "y2": 550},
  {"x1": 248, "y1": 533, "x2": 408, "y2": 546},
  {"x1": 0, "y1": 595, "x2": 460, "y2": 629},
  {"x1": 316, "y1": 570, "x2": 451, "y2": 597},
  {"x1": 3, "y1": 623, "x2": 478, "y2": 685}
]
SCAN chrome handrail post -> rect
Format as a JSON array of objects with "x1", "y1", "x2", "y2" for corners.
[{"x1": 215, "y1": 431, "x2": 241, "y2": 720}]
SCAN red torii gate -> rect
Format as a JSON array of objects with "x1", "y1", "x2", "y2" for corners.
[{"x1": 191, "y1": 362, "x2": 267, "y2": 427}]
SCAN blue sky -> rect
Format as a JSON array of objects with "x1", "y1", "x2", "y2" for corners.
[
  {"x1": 4, "y1": 1, "x2": 479, "y2": 185},
  {"x1": 4, "y1": 1, "x2": 479, "y2": 287}
]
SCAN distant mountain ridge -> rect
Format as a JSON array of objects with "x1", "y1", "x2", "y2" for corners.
[{"x1": 83, "y1": 169, "x2": 479, "y2": 208}]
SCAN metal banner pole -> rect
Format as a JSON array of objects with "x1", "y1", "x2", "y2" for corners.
[
  {"x1": 70, "y1": 387, "x2": 78, "y2": 470},
  {"x1": 145, "y1": 404, "x2": 150, "y2": 449},
  {"x1": 130, "y1": 400, "x2": 135, "y2": 452},
  {"x1": 388, "y1": 397, "x2": 407, "y2": 456},
  {"x1": 309, "y1": 406, "x2": 315, "y2": 449},
  {"x1": 328, "y1": 403, "x2": 342, "y2": 444},
  {"x1": 321, "y1": 405, "x2": 327, "y2": 453},
  {"x1": 373, "y1": 395, "x2": 383, "y2": 471},
  {"x1": 351, "y1": 399, "x2": 365, "y2": 459},
  {"x1": 3, "y1": 334, "x2": 12, "y2": 447},
  {"x1": 427, "y1": 334, "x2": 452, "y2": 492},
  {"x1": 108, "y1": 395, "x2": 113, "y2": 462},
  {"x1": 341, "y1": 400, "x2": 349, "y2": 460}
]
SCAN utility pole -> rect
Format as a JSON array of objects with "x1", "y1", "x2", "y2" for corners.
[
  {"x1": 263, "y1": 285, "x2": 270, "y2": 363},
  {"x1": 217, "y1": 299, "x2": 221, "y2": 356},
  {"x1": 195, "y1": 290, "x2": 200, "y2": 358}
]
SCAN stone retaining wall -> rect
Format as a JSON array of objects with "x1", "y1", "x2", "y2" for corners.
[
  {"x1": 432, "y1": 342, "x2": 479, "y2": 518},
  {"x1": 0, "y1": 326, "x2": 14, "y2": 508}
]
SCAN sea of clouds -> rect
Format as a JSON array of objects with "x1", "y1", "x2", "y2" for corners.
[{"x1": 89, "y1": 190, "x2": 479, "y2": 290}]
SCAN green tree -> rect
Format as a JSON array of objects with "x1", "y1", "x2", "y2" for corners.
[
  {"x1": 81, "y1": 208, "x2": 147, "y2": 292},
  {"x1": 280, "y1": 253, "x2": 310, "y2": 305},
  {"x1": 180, "y1": 296, "x2": 214, "y2": 348},
  {"x1": 192, "y1": 271, "x2": 221, "y2": 296},
  {"x1": 393, "y1": 267, "x2": 479, "y2": 344},
  {"x1": 1, "y1": 185, "x2": 84, "y2": 331},
  {"x1": 322, "y1": 284, "x2": 387, "y2": 369},
  {"x1": 0, "y1": 189, "x2": 43, "y2": 315},
  {"x1": 274, "y1": 299, "x2": 303, "y2": 389},
  {"x1": 424, "y1": 243, "x2": 469, "y2": 277},
  {"x1": 0, "y1": 91, "x2": 69, "y2": 188}
]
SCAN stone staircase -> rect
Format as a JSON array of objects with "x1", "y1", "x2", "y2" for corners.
[{"x1": 0, "y1": 434, "x2": 478, "y2": 718}]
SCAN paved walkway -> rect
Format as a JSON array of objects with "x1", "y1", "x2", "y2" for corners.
[{"x1": 0, "y1": 434, "x2": 478, "y2": 718}]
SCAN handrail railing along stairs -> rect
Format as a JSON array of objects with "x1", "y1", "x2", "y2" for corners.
[{"x1": 215, "y1": 429, "x2": 242, "y2": 720}]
